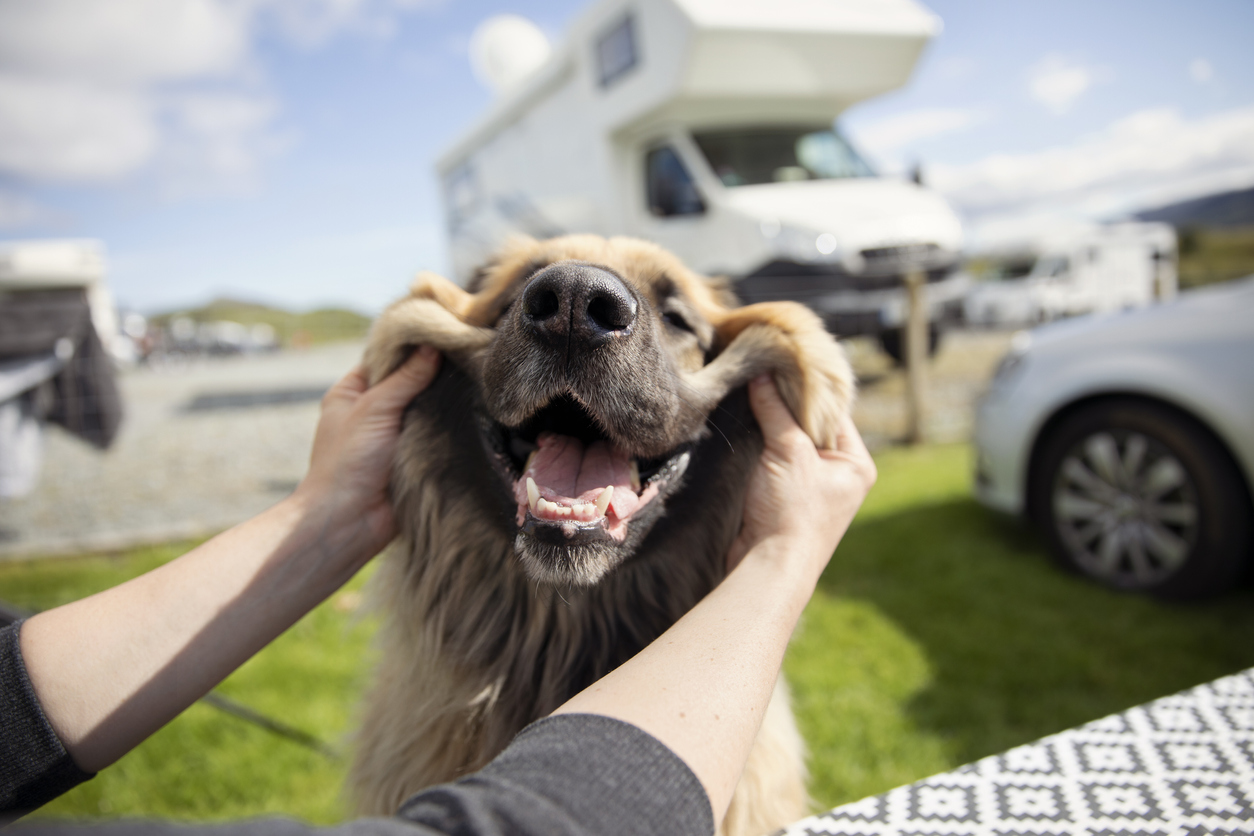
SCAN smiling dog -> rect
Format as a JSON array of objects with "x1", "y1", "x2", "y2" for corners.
[{"x1": 351, "y1": 234, "x2": 853, "y2": 835}]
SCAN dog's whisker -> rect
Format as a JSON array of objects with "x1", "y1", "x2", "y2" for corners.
[{"x1": 669, "y1": 380, "x2": 738, "y2": 454}]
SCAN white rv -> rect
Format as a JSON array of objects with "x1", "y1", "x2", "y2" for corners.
[
  {"x1": 438, "y1": 0, "x2": 966, "y2": 349},
  {"x1": 0, "y1": 240, "x2": 119, "y2": 350},
  {"x1": 962, "y1": 223, "x2": 1179, "y2": 328}
]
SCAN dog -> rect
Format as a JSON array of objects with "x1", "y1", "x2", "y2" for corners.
[{"x1": 351, "y1": 234, "x2": 853, "y2": 836}]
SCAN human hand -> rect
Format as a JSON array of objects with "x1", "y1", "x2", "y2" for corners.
[
  {"x1": 727, "y1": 374, "x2": 877, "y2": 582},
  {"x1": 294, "y1": 346, "x2": 441, "y2": 561}
]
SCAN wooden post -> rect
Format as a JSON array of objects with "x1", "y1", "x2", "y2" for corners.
[{"x1": 904, "y1": 268, "x2": 927, "y2": 445}]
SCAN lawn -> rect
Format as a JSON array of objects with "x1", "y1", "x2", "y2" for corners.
[
  {"x1": 3, "y1": 545, "x2": 379, "y2": 824},
  {"x1": 787, "y1": 444, "x2": 1254, "y2": 809},
  {"x1": 1177, "y1": 224, "x2": 1254, "y2": 289},
  {"x1": 5, "y1": 443, "x2": 1253, "y2": 823}
]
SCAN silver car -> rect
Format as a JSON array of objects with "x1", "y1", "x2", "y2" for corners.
[{"x1": 973, "y1": 277, "x2": 1254, "y2": 599}]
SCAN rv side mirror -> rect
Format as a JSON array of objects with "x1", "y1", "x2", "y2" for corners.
[{"x1": 646, "y1": 146, "x2": 705, "y2": 217}]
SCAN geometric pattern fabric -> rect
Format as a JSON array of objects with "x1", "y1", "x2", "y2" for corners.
[{"x1": 780, "y1": 668, "x2": 1254, "y2": 836}]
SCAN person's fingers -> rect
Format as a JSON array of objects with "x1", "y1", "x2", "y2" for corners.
[
  {"x1": 834, "y1": 414, "x2": 870, "y2": 460},
  {"x1": 820, "y1": 414, "x2": 877, "y2": 489},
  {"x1": 366, "y1": 346, "x2": 441, "y2": 413},
  {"x1": 748, "y1": 374, "x2": 806, "y2": 446},
  {"x1": 323, "y1": 366, "x2": 370, "y2": 407}
]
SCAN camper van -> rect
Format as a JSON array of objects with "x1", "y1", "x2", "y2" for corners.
[
  {"x1": 962, "y1": 223, "x2": 1179, "y2": 328},
  {"x1": 0, "y1": 240, "x2": 118, "y2": 351},
  {"x1": 438, "y1": 0, "x2": 966, "y2": 351}
]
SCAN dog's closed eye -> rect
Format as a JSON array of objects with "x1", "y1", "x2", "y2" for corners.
[{"x1": 662, "y1": 311, "x2": 694, "y2": 333}]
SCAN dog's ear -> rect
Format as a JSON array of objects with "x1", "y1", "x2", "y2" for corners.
[
  {"x1": 363, "y1": 271, "x2": 495, "y2": 385},
  {"x1": 685, "y1": 300, "x2": 854, "y2": 450}
]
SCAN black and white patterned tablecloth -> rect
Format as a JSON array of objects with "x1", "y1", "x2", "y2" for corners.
[{"x1": 782, "y1": 667, "x2": 1254, "y2": 836}]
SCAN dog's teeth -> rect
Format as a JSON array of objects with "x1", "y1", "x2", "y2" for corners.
[
  {"x1": 556, "y1": 504, "x2": 571, "y2": 519},
  {"x1": 524, "y1": 450, "x2": 537, "y2": 473},
  {"x1": 526, "y1": 477, "x2": 539, "y2": 510},
  {"x1": 595, "y1": 486, "x2": 613, "y2": 516},
  {"x1": 629, "y1": 461, "x2": 641, "y2": 493}
]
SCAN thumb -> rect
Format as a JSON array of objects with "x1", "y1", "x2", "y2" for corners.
[
  {"x1": 748, "y1": 373, "x2": 803, "y2": 443},
  {"x1": 368, "y1": 346, "x2": 442, "y2": 413}
]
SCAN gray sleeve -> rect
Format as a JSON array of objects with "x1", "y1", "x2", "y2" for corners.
[
  {"x1": 1, "y1": 620, "x2": 95, "y2": 823},
  {"x1": 398, "y1": 714, "x2": 713, "y2": 836},
  {"x1": 9, "y1": 714, "x2": 713, "y2": 836}
]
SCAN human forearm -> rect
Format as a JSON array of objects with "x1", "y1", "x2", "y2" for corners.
[
  {"x1": 18, "y1": 350, "x2": 440, "y2": 774},
  {"x1": 19, "y1": 491, "x2": 375, "y2": 772},
  {"x1": 554, "y1": 377, "x2": 875, "y2": 826},
  {"x1": 552, "y1": 537, "x2": 817, "y2": 823}
]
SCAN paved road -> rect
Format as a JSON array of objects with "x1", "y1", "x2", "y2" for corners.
[{"x1": 0, "y1": 330, "x2": 1013, "y2": 560}]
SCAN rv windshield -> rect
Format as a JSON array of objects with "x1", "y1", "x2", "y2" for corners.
[{"x1": 693, "y1": 127, "x2": 875, "y2": 187}]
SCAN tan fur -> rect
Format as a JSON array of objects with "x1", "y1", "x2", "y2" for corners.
[{"x1": 351, "y1": 235, "x2": 851, "y2": 835}]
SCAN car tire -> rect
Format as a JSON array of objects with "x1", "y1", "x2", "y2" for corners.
[
  {"x1": 1029, "y1": 398, "x2": 1251, "y2": 600},
  {"x1": 878, "y1": 324, "x2": 941, "y2": 364}
]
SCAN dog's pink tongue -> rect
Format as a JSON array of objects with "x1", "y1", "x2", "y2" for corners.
[
  {"x1": 530, "y1": 433, "x2": 584, "y2": 497},
  {"x1": 530, "y1": 433, "x2": 637, "y2": 511},
  {"x1": 574, "y1": 440, "x2": 632, "y2": 496}
]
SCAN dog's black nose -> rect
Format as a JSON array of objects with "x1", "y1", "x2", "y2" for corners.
[{"x1": 521, "y1": 262, "x2": 637, "y2": 349}]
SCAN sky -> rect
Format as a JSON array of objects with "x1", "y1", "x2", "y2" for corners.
[{"x1": 0, "y1": 0, "x2": 1251, "y2": 315}]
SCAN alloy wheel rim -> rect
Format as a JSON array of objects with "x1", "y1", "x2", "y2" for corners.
[{"x1": 1051, "y1": 430, "x2": 1200, "y2": 588}]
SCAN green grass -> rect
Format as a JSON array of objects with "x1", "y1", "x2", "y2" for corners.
[
  {"x1": 1178, "y1": 225, "x2": 1254, "y2": 289},
  {"x1": 6, "y1": 444, "x2": 1253, "y2": 822},
  {"x1": 4, "y1": 542, "x2": 378, "y2": 824},
  {"x1": 149, "y1": 299, "x2": 372, "y2": 347},
  {"x1": 786, "y1": 444, "x2": 1254, "y2": 810}
]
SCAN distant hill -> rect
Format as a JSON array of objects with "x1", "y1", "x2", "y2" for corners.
[
  {"x1": 1135, "y1": 186, "x2": 1254, "y2": 228},
  {"x1": 150, "y1": 298, "x2": 372, "y2": 346}
]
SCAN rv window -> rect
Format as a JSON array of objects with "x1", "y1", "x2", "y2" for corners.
[
  {"x1": 1035, "y1": 255, "x2": 1071, "y2": 279},
  {"x1": 646, "y1": 146, "x2": 705, "y2": 217},
  {"x1": 693, "y1": 127, "x2": 875, "y2": 187},
  {"x1": 596, "y1": 15, "x2": 638, "y2": 88},
  {"x1": 444, "y1": 164, "x2": 479, "y2": 228},
  {"x1": 970, "y1": 257, "x2": 1035, "y2": 282}
]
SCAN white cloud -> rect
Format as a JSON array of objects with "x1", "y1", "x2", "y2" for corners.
[
  {"x1": 0, "y1": 75, "x2": 156, "y2": 181},
  {"x1": 0, "y1": 0, "x2": 430, "y2": 190},
  {"x1": 931, "y1": 105, "x2": 1254, "y2": 219},
  {"x1": 1189, "y1": 58, "x2": 1214, "y2": 84},
  {"x1": 852, "y1": 108, "x2": 984, "y2": 155},
  {"x1": 1029, "y1": 55, "x2": 1094, "y2": 115},
  {"x1": 157, "y1": 92, "x2": 289, "y2": 194},
  {"x1": 0, "y1": 0, "x2": 249, "y2": 85}
]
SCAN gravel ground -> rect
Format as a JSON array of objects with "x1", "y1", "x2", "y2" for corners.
[
  {"x1": 0, "y1": 342, "x2": 364, "y2": 560},
  {"x1": 0, "y1": 330, "x2": 1015, "y2": 560}
]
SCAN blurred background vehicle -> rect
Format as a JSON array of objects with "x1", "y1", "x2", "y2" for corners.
[
  {"x1": 963, "y1": 222, "x2": 1178, "y2": 328},
  {"x1": 439, "y1": 0, "x2": 966, "y2": 360},
  {"x1": 973, "y1": 276, "x2": 1254, "y2": 599},
  {"x1": 0, "y1": 240, "x2": 123, "y2": 499}
]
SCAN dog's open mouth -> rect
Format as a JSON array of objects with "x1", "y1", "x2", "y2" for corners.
[{"x1": 488, "y1": 396, "x2": 690, "y2": 545}]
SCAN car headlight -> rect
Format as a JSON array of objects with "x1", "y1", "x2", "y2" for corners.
[
  {"x1": 989, "y1": 330, "x2": 1032, "y2": 391},
  {"x1": 762, "y1": 220, "x2": 842, "y2": 264}
]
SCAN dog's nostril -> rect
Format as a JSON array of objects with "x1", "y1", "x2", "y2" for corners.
[
  {"x1": 586, "y1": 292, "x2": 636, "y2": 332},
  {"x1": 525, "y1": 288, "x2": 560, "y2": 321}
]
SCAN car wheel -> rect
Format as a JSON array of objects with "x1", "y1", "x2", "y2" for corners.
[
  {"x1": 1029, "y1": 398, "x2": 1251, "y2": 600},
  {"x1": 878, "y1": 324, "x2": 941, "y2": 364}
]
